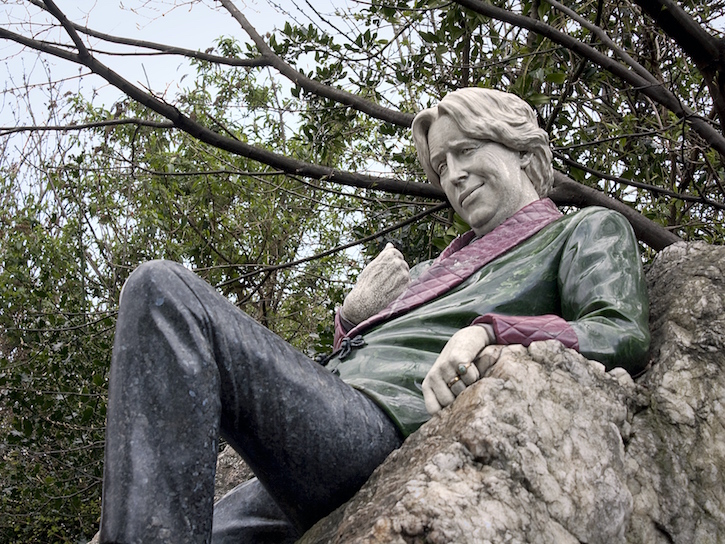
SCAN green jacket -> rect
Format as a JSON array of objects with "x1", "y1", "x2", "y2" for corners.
[{"x1": 330, "y1": 201, "x2": 650, "y2": 437}]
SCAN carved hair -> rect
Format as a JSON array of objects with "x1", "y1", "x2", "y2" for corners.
[{"x1": 411, "y1": 88, "x2": 553, "y2": 197}]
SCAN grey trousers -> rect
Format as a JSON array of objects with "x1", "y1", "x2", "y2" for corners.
[{"x1": 99, "y1": 261, "x2": 403, "y2": 544}]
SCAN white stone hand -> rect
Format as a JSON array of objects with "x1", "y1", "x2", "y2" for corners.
[
  {"x1": 341, "y1": 243, "x2": 410, "y2": 326},
  {"x1": 422, "y1": 325, "x2": 501, "y2": 415}
]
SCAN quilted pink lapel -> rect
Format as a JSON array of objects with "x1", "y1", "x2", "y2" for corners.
[{"x1": 345, "y1": 199, "x2": 562, "y2": 339}]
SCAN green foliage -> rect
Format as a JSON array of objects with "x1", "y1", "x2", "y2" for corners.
[{"x1": 0, "y1": 173, "x2": 111, "y2": 542}]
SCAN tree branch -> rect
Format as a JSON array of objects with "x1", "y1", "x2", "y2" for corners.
[
  {"x1": 543, "y1": 0, "x2": 658, "y2": 85},
  {"x1": 453, "y1": 0, "x2": 725, "y2": 160},
  {"x1": 217, "y1": 0, "x2": 415, "y2": 127},
  {"x1": 27, "y1": 0, "x2": 266, "y2": 67},
  {"x1": 0, "y1": 27, "x2": 82, "y2": 64},
  {"x1": 80, "y1": 27, "x2": 269, "y2": 67},
  {"x1": 549, "y1": 172, "x2": 682, "y2": 250},
  {"x1": 554, "y1": 151, "x2": 725, "y2": 211},
  {"x1": 216, "y1": 201, "x2": 451, "y2": 287},
  {"x1": 39, "y1": 0, "x2": 92, "y2": 63},
  {"x1": 632, "y1": 0, "x2": 725, "y2": 130},
  {"x1": 0, "y1": 119, "x2": 174, "y2": 136},
  {"x1": 632, "y1": 0, "x2": 722, "y2": 67}
]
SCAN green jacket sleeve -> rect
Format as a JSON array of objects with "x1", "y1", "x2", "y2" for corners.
[{"x1": 558, "y1": 208, "x2": 650, "y2": 373}]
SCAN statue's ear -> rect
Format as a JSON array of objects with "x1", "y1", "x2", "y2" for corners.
[{"x1": 519, "y1": 151, "x2": 533, "y2": 169}]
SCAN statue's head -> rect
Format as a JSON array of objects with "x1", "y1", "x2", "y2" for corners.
[
  {"x1": 411, "y1": 88, "x2": 554, "y2": 235},
  {"x1": 412, "y1": 88, "x2": 553, "y2": 196}
]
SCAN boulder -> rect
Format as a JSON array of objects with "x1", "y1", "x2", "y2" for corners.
[
  {"x1": 625, "y1": 241, "x2": 725, "y2": 543},
  {"x1": 214, "y1": 442, "x2": 254, "y2": 503},
  {"x1": 299, "y1": 341, "x2": 638, "y2": 544}
]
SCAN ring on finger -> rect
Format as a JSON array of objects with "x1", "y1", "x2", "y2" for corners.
[
  {"x1": 447, "y1": 375, "x2": 461, "y2": 388},
  {"x1": 457, "y1": 362, "x2": 473, "y2": 376}
]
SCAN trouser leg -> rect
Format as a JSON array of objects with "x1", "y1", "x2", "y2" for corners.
[
  {"x1": 99, "y1": 260, "x2": 402, "y2": 544},
  {"x1": 211, "y1": 478, "x2": 297, "y2": 544}
]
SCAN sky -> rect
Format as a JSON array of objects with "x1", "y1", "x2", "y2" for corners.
[{"x1": 0, "y1": 0, "x2": 344, "y2": 130}]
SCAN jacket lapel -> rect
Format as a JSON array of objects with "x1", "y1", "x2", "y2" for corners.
[{"x1": 345, "y1": 199, "x2": 562, "y2": 339}]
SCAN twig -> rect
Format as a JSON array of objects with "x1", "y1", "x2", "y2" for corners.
[
  {"x1": 217, "y1": 0, "x2": 415, "y2": 127},
  {"x1": 216, "y1": 201, "x2": 450, "y2": 287},
  {"x1": 554, "y1": 151, "x2": 725, "y2": 210},
  {"x1": 0, "y1": 118, "x2": 174, "y2": 136}
]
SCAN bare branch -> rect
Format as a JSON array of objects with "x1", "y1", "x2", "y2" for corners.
[
  {"x1": 76, "y1": 23, "x2": 269, "y2": 67},
  {"x1": 453, "y1": 0, "x2": 725, "y2": 160},
  {"x1": 25, "y1": 0, "x2": 267, "y2": 67},
  {"x1": 554, "y1": 127, "x2": 678, "y2": 151},
  {"x1": 549, "y1": 173, "x2": 682, "y2": 250},
  {"x1": 554, "y1": 151, "x2": 725, "y2": 211},
  {"x1": 0, "y1": 119, "x2": 174, "y2": 136},
  {"x1": 0, "y1": 26, "x2": 81, "y2": 64},
  {"x1": 216, "y1": 201, "x2": 451, "y2": 287},
  {"x1": 217, "y1": 0, "x2": 415, "y2": 127},
  {"x1": 39, "y1": 0, "x2": 92, "y2": 63}
]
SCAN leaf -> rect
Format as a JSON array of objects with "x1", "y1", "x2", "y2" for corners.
[
  {"x1": 527, "y1": 93, "x2": 551, "y2": 105},
  {"x1": 545, "y1": 72, "x2": 567, "y2": 84}
]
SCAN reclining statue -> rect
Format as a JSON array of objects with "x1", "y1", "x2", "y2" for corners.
[{"x1": 98, "y1": 88, "x2": 650, "y2": 544}]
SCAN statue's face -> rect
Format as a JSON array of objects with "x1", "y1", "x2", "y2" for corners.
[{"x1": 427, "y1": 115, "x2": 539, "y2": 236}]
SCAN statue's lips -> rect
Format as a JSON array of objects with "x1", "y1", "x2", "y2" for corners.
[{"x1": 459, "y1": 184, "x2": 483, "y2": 208}]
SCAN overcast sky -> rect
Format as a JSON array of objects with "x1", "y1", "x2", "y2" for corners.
[{"x1": 0, "y1": 0, "x2": 340, "y2": 128}]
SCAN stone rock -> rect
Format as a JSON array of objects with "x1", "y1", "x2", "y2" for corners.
[
  {"x1": 300, "y1": 341, "x2": 638, "y2": 544},
  {"x1": 625, "y1": 242, "x2": 725, "y2": 543},
  {"x1": 298, "y1": 242, "x2": 725, "y2": 544},
  {"x1": 214, "y1": 443, "x2": 253, "y2": 503}
]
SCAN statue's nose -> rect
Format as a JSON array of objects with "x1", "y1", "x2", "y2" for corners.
[{"x1": 446, "y1": 155, "x2": 467, "y2": 184}]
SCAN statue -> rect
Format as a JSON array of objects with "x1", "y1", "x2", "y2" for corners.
[{"x1": 98, "y1": 88, "x2": 650, "y2": 544}]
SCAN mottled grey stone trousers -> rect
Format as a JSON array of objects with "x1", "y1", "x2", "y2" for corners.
[{"x1": 99, "y1": 260, "x2": 403, "y2": 544}]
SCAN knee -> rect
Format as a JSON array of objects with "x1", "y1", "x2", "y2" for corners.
[{"x1": 120, "y1": 260, "x2": 183, "y2": 305}]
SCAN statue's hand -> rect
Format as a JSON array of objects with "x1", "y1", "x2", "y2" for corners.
[
  {"x1": 341, "y1": 243, "x2": 410, "y2": 325},
  {"x1": 422, "y1": 325, "x2": 502, "y2": 415}
]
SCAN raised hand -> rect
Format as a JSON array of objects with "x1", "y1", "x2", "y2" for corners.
[{"x1": 341, "y1": 243, "x2": 410, "y2": 325}]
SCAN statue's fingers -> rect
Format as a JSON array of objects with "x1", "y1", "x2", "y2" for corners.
[
  {"x1": 474, "y1": 344, "x2": 504, "y2": 376},
  {"x1": 455, "y1": 361, "x2": 480, "y2": 386},
  {"x1": 423, "y1": 384, "x2": 444, "y2": 415},
  {"x1": 449, "y1": 378, "x2": 467, "y2": 397},
  {"x1": 431, "y1": 376, "x2": 455, "y2": 409}
]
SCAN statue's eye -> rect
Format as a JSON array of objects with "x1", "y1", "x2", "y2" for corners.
[{"x1": 461, "y1": 145, "x2": 478, "y2": 155}]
